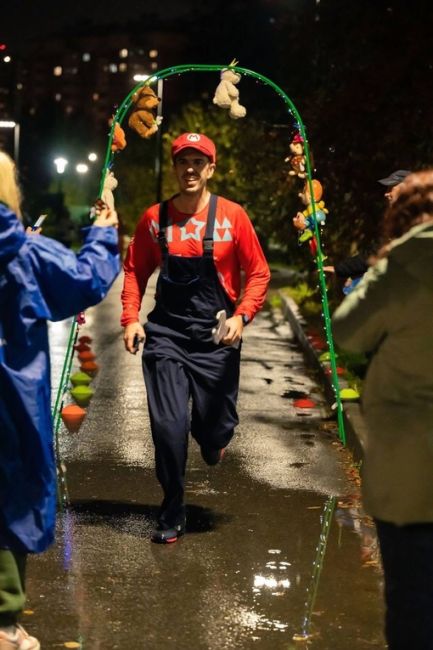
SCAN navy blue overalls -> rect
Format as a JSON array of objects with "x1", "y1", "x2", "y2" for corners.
[{"x1": 142, "y1": 195, "x2": 241, "y2": 528}]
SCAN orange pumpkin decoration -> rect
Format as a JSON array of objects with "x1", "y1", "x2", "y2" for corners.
[
  {"x1": 78, "y1": 350, "x2": 96, "y2": 362},
  {"x1": 61, "y1": 404, "x2": 87, "y2": 433},
  {"x1": 80, "y1": 361, "x2": 99, "y2": 376}
]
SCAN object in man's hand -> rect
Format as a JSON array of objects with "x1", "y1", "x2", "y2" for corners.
[
  {"x1": 212, "y1": 310, "x2": 240, "y2": 348},
  {"x1": 132, "y1": 334, "x2": 142, "y2": 353}
]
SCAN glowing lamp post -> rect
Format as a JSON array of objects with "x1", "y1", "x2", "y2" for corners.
[
  {"x1": 53, "y1": 157, "x2": 68, "y2": 192},
  {"x1": 75, "y1": 163, "x2": 89, "y2": 174},
  {"x1": 0, "y1": 120, "x2": 20, "y2": 163}
]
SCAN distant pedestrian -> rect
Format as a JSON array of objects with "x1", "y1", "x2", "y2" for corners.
[
  {"x1": 0, "y1": 151, "x2": 120, "y2": 650},
  {"x1": 324, "y1": 169, "x2": 412, "y2": 294},
  {"x1": 121, "y1": 132, "x2": 270, "y2": 543},
  {"x1": 332, "y1": 169, "x2": 433, "y2": 650}
]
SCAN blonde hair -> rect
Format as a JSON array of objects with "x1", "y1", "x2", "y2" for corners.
[{"x1": 0, "y1": 151, "x2": 22, "y2": 218}]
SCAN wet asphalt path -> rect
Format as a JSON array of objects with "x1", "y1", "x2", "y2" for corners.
[{"x1": 26, "y1": 274, "x2": 385, "y2": 649}]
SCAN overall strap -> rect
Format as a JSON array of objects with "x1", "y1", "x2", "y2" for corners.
[
  {"x1": 157, "y1": 200, "x2": 169, "y2": 255},
  {"x1": 203, "y1": 194, "x2": 218, "y2": 257},
  {"x1": 157, "y1": 194, "x2": 218, "y2": 257}
]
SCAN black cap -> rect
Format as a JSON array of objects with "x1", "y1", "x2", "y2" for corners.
[{"x1": 378, "y1": 170, "x2": 412, "y2": 187}]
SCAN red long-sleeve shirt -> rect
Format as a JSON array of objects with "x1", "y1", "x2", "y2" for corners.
[{"x1": 120, "y1": 196, "x2": 270, "y2": 326}]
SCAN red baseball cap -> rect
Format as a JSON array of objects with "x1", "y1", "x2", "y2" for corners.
[{"x1": 171, "y1": 133, "x2": 216, "y2": 163}]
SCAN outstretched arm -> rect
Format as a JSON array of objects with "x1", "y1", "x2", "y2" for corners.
[{"x1": 26, "y1": 220, "x2": 120, "y2": 321}]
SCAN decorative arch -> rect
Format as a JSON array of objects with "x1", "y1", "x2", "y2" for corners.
[{"x1": 53, "y1": 65, "x2": 345, "y2": 505}]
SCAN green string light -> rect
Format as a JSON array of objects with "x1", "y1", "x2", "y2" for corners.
[
  {"x1": 294, "y1": 496, "x2": 336, "y2": 641},
  {"x1": 51, "y1": 316, "x2": 80, "y2": 508}
]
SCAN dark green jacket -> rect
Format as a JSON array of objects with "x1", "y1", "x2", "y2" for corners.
[{"x1": 332, "y1": 221, "x2": 433, "y2": 525}]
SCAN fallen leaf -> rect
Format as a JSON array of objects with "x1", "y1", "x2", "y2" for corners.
[{"x1": 64, "y1": 643, "x2": 81, "y2": 649}]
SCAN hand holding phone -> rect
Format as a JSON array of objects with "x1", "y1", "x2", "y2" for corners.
[
  {"x1": 32, "y1": 214, "x2": 47, "y2": 230},
  {"x1": 132, "y1": 334, "x2": 141, "y2": 354},
  {"x1": 123, "y1": 323, "x2": 145, "y2": 354}
]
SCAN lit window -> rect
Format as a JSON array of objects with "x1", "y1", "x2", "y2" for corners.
[
  {"x1": 119, "y1": 62, "x2": 127, "y2": 72},
  {"x1": 17, "y1": 83, "x2": 23, "y2": 90},
  {"x1": 149, "y1": 49, "x2": 158, "y2": 58},
  {"x1": 119, "y1": 48, "x2": 128, "y2": 58},
  {"x1": 53, "y1": 66, "x2": 62, "y2": 76},
  {"x1": 109, "y1": 63, "x2": 118, "y2": 73},
  {"x1": 55, "y1": 93, "x2": 62, "y2": 101},
  {"x1": 3, "y1": 56, "x2": 11, "y2": 63},
  {"x1": 71, "y1": 67, "x2": 78, "y2": 74},
  {"x1": 82, "y1": 53, "x2": 91, "y2": 62},
  {"x1": 92, "y1": 93, "x2": 99, "y2": 101},
  {"x1": 66, "y1": 106, "x2": 73, "y2": 115},
  {"x1": 151, "y1": 62, "x2": 158, "y2": 70}
]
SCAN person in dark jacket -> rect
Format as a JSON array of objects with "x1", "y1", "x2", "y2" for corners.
[{"x1": 0, "y1": 151, "x2": 120, "y2": 649}]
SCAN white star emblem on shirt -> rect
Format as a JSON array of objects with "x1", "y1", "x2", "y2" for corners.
[{"x1": 179, "y1": 217, "x2": 206, "y2": 241}]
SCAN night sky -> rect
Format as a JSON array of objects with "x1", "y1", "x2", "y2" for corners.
[
  {"x1": 2, "y1": 0, "x2": 432, "y2": 250},
  {"x1": 1, "y1": 0, "x2": 192, "y2": 51}
]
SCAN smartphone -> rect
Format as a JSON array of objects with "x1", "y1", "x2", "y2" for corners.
[
  {"x1": 132, "y1": 334, "x2": 141, "y2": 354},
  {"x1": 32, "y1": 214, "x2": 47, "y2": 230}
]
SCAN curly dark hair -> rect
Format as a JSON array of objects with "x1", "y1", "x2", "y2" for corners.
[{"x1": 383, "y1": 170, "x2": 433, "y2": 241}]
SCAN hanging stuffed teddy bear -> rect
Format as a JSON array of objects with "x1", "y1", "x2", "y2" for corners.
[
  {"x1": 285, "y1": 132, "x2": 306, "y2": 179},
  {"x1": 293, "y1": 179, "x2": 328, "y2": 254},
  {"x1": 213, "y1": 59, "x2": 247, "y2": 119},
  {"x1": 128, "y1": 86, "x2": 162, "y2": 138}
]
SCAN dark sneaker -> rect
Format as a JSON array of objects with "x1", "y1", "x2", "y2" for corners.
[
  {"x1": 200, "y1": 446, "x2": 226, "y2": 466},
  {"x1": 151, "y1": 522, "x2": 185, "y2": 544}
]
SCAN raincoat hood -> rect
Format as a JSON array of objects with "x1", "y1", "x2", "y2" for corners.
[
  {"x1": 0, "y1": 202, "x2": 26, "y2": 266},
  {"x1": 389, "y1": 220, "x2": 433, "y2": 290}
]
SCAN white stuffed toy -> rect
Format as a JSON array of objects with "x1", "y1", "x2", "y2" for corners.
[
  {"x1": 213, "y1": 59, "x2": 247, "y2": 119},
  {"x1": 101, "y1": 170, "x2": 118, "y2": 221}
]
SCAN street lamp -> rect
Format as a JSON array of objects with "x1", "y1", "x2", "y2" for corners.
[
  {"x1": 88, "y1": 152, "x2": 98, "y2": 162},
  {"x1": 53, "y1": 157, "x2": 68, "y2": 192},
  {"x1": 133, "y1": 74, "x2": 150, "y2": 82},
  {"x1": 54, "y1": 157, "x2": 68, "y2": 174},
  {"x1": 0, "y1": 120, "x2": 20, "y2": 163},
  {"x1": 76, "y1": 163, "x2": 89, "y2": 174}
]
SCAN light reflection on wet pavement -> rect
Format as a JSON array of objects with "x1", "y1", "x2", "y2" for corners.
[{"x1": 25, "y1": 276, "x2": 385, "y2": 649}]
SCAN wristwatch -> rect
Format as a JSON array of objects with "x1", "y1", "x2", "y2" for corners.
[{"x1": 241, "y1": 314, "x2": 249, "y2": 326}]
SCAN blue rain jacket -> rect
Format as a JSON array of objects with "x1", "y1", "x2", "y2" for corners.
[{"x1": 0, "y1": 203, "x2": 120, "y2": 553}]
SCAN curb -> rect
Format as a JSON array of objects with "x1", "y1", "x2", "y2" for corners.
[{"x1": 279, "y1": 292, "x2": 365, "y2": 464}]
